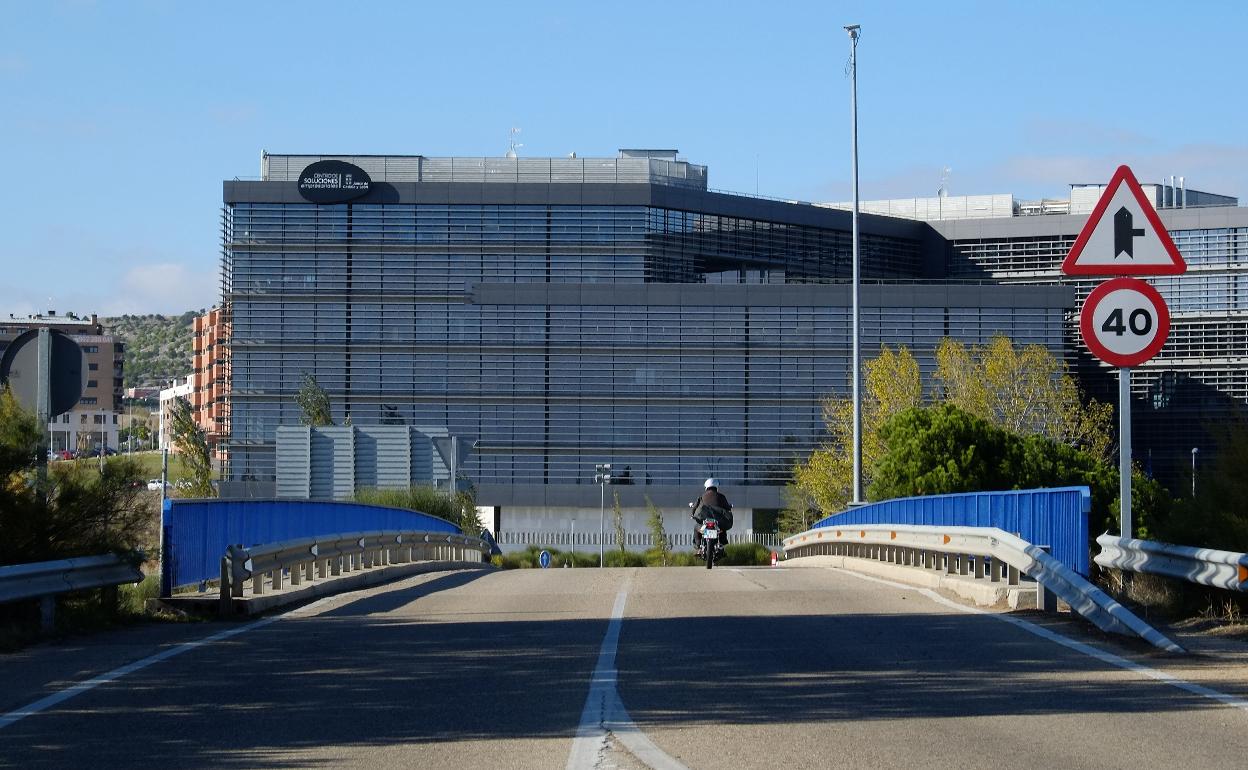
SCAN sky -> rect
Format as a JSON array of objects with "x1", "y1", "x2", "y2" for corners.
[{"x1": 2, "y1": 0, "x2": 1245, "y2": 317}]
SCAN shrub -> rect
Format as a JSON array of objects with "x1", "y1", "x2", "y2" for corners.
[
  {"x1": 118, "y1": 574, "x2": 161, "y2": 616},
  {"x1": 355, "y1": 485, "x2": 480, "y2": 534},
  {"x1": 721, "y1": 542, "x2": 772, "y2": 566}
]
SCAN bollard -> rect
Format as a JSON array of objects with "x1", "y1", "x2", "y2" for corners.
[{"x1": 219, "y1": 556, "x2": 233, "y2": 617}]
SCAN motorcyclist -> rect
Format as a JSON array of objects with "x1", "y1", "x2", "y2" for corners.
[{"x1": 691, "y1": 478, "x2": 733, "y2": 555}]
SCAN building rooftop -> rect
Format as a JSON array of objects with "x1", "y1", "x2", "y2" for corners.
[
  {"x1": 2, "y1": 311, "x2": 100, "y2": 327},
  {"x1": 260, "y1": 150, "x2": 708, "y2": 190},
  {"x1": 821, "y1": 179, "x2": 1239, "y2": 222}
]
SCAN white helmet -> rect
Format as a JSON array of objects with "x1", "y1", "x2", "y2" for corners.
[{"x1": 704, "y1": 478, "x2": 719, "y2": 490}]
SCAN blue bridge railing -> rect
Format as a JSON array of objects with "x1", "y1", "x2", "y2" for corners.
[
  {"x1": 160, "y1": 499, "x2": 461, "y2": 595},
  {"x1": 813, "y1": 486, "x2": 1091, "y2": 575}
]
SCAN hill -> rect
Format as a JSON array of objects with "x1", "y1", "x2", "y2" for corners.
[{"x1": 103, "y1": 311, "x2": 201, "y2": 388}]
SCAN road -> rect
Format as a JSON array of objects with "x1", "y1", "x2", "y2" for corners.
[{"x1": 2, "y1": 565, "x2": 1248, "y2": 769}]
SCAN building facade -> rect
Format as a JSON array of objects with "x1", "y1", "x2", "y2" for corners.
[
  {"x1": 219, "y1": 152, "x2": 1074, "y2": 523},
  {"x1": 191, "y1": 306, "x2": 230, "y2": 462},
  {"x1": 0, "y1": 312, "x2": 124, "y2": 453},
  {"x1": 158, "y1": 376, "x2": 193, "y2": 452}
]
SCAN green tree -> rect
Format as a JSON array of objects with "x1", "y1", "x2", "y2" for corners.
[
  {"x1": 295, "y1": 372, "x2": 334, "y2": 427},
  {"x1": 869, "y1": 404, "x2": 1168, "y2": 540},
  {"x1": 0, "y1": 389, "x2": 150, "y2": 567},
  {"x1": 935, "y1": 335, "x2": 1113, "y2": 460},
  {"x1": 777, "y1": 483, "x2": 822, "y2": 537},
  {"x1": 169, "y1": 396, "x2": 215, "y2": 497},
  {"x1": 1, "y1": 387, "x2": 42, "y2": 488},
  {"x1": 612, "y1": 490, "x2": 626, "y2": 552},
  {"x1": 645, "y1": 495, "x2": 671, "y2": 565},
  {"x1": 792, "y1": 344, "x2": 922, "y2": 515}
]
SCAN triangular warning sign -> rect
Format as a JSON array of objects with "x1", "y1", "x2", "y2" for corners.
[{"x1": 1061, "y1": 165, "x2": 1187, "y2": 276}]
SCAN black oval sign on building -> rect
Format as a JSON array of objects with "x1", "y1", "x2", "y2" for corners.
[{"x1": 297, "y1": 160, "x2": 372, "y2": 204}]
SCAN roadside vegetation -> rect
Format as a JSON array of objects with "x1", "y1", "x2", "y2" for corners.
[
  {"x1": 1, "y1": 388, "x2": 173, "y2": 648},
  {"x1": 784, "y1": 334, "x2": 1248, "y2": 622},
  {"x1": 354, "y1": 485, "x2": 482, "y2": 536}
]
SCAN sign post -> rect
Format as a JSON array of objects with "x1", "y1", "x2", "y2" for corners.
[{"x1": 1063, "y1": 165, "x2": 1186, "y2": 538}]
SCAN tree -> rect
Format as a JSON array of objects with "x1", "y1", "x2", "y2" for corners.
[
  {"x1": 295, "y1": 372, "x2": 334, "y2": 427},
  {"x1": 612, "y1": 490, "x2": 626, "y2": 552},
  {"x1": 869, "y1": 403, "x2": 1168, "y2": 540},
  {"x1": 0, "y1": 387, "x2": 42, "y2": 487},
  {"x1": 935, "y1": 335, "x2": 1113, "y2": 460},
  {"x1": 0, "y1": 388, "x2": 150, "y2": 568},
  {"x1": 169, "y1": 396, "x2": 215, "y2": 498},
  {"x1": 645, "y1": 495, "x2": 670, "y2": 564},
  {"x1": 777, "y1": 482, "x2": 823, "y2": 537},
  {"x1": 791, "y1": 344, "x2": 922, "y2": 515}
]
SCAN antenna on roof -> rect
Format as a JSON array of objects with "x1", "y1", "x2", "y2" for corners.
[
  {"x1": 938, "y1": 166, "x2": 952, "y2": 198},
  {"x1": 506, "y1": 127, "x2": 523, "y2": 159}
]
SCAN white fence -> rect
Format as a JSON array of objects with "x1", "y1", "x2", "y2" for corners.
[{"x1": 495, "y1": 531, "x2": 784, "y2": 553}]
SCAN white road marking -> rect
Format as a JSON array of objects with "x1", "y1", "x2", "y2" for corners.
[
  {"x1": 567, "y1": 577, "x2": 687, "y2": 770},
  {"x1": 0, "y1": 594, "x2": 340, "y2": 732},
  {"x1": 835, "y1": 567, "x2": 1248, "y2": 714}
]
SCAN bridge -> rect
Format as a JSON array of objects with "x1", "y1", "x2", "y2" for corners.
[
  {"x1": 3, "y1": 560, "x2": 1248, "y2": 768},
  {"x1": 3, "y1": 487, "x2": 1248, "y2": 768}
]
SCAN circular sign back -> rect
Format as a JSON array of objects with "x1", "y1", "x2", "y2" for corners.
[{"x1": 1079, "y1": 277, "x2": 1171, "y2": 367}]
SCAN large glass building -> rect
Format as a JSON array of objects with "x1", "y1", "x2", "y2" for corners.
[{"x1": 220, "y1": 151, "x2": 1073, "y2": 524}]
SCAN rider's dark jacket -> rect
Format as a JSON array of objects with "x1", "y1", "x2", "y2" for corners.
[{"x1": 692, "y1": 488, "x2": 733, "y2": 531}]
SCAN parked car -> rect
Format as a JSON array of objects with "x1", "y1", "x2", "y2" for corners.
[{"x1": 146, "y1": 479, "x2": 165, "y2": 491}]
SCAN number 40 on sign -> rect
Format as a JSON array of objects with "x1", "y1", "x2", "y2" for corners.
[{"x1": 1079, "y1": 277, "x2": 1171, "y2": 368}]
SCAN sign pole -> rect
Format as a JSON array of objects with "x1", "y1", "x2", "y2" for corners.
[
  {"x1": 1119, "y1": 367, "x2": 1132, "y2": 538},
  {"x1": 36, "y1": 329, "x2": 52, "y2": 506}
]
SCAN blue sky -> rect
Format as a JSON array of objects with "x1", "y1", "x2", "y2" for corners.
[{"x1": 2, "y1": 0, "x2": 1245, "y2": 316}]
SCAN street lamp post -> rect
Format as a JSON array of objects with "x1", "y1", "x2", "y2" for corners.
[
  {"x1": 1191, "y1": 447, "x2": 1199, "y2": 498},
  {"x1": 594, "y1": 463, "x2": 611, "y2": 567},
  {"x1": 845, "y1": 23, "x2": 864, "y2": 505}
]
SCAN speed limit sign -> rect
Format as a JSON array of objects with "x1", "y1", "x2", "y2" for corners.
[{"x1": 1080, "y1": 277, "x2": 1170, "y2": 367}]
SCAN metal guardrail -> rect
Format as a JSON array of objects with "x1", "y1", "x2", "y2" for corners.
[
  {"x1": 0, "y1": 554, "x2": 144, "y2": 631},
  {"x1": 784, "y1": 524, "x2": 1183, "y2": 653},
  {"x1": 219, "y1": 530, "x2": 489, "y2": 615},
  {"x1": 1095, "y1": 534, "x2": 1248, "y2": 592}
]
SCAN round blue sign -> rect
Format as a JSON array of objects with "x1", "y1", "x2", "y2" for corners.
[{"x1": 539, "y1": 550, "x2": 551, "y2": 569}]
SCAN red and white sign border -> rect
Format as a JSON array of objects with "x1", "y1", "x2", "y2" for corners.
[
  {"x1": 1079, "y1": 277, "x2": 1171, "y2": 367},
  {"x1": 1061, "y1": 164, "x2": 1187, "y2": 276}
]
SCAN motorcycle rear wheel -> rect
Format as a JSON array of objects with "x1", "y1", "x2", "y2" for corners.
[{"x1": 705, "y1": 542, "x2": 714, "y2": 569}]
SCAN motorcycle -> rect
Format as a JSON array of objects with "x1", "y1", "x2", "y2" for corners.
[
  {"x1": 691, "y1": 501, "x2": 727, "y2": 569},
  {"x1": 697, "y1": 517, "x2": 725, "y2": 569}
]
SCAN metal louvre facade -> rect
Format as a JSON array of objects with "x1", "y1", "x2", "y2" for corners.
[{"x1": 221, "y1": 153, "x2": 1074, "y2": 507}]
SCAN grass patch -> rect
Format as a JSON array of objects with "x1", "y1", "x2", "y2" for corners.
[{"x1": 57, "y1": 451, "x2": 199, "y2": 484}]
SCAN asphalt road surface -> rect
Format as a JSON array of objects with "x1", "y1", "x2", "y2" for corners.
[{"x1": 2, "y1": 565, "x2": 1248, "y2": 769}]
